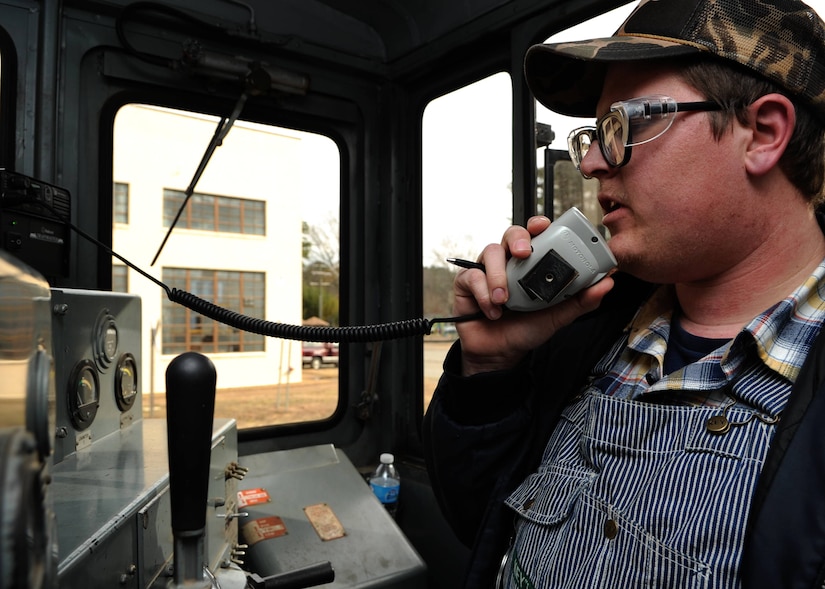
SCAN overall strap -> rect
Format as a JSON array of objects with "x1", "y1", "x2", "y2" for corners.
[{"x1": 742, "y1": 323, "x2": 825, "y2": 589}]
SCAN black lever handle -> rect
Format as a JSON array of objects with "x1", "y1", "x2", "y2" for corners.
[
  {"x1": 165, "y1": 351, "x2": 217, "y2": 586},
  {"x1": 247, "y1": 561, "x2": 335, "y2": 589}
]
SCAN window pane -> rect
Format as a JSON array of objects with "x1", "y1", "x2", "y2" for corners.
[
  {"x1": 243, "y1": 200, "x2": 266, "y2": 235},
  {"x1": 190, "y1": 194, "x2": 213, "y2": 230},
  {"x1": 163, "y1": 189, "x2": 185, "y2": 226},
  {"x1": 218, "y1": 200, "x2": 241, "y2": 233},
  {"x1": 112, "y1": 265, "x2": 128, "y2": 292},
  {"x1": 113, "y1": 104, "x2": 340, "y2": 429},
  {"x1": 422, "y1": 72, "x2": 513, "y2": 412},
  {"x1": 113, "y1": 182, "x2": 129, "y2": 224}
]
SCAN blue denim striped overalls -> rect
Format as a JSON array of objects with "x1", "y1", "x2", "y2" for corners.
[{"x1": 500, "y1": 386, "x2": 776, "y2": 589}]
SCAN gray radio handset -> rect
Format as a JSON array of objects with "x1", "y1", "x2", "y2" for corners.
[{"x1": 505, "y1": 207, "x2": 617, "y2": 312}]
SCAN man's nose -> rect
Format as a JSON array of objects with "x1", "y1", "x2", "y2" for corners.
[{"x1": 579, "y1": 139, "x2": 610, "y2": 178}]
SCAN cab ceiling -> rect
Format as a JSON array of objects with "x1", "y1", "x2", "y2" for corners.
[
  {"x1": 75, "y1": 0, "x2": 622, "y2": 70},
  {"x1": 68, "y1": 0, "x2": 629, "y2": 82},
  {"x1": 250, "y1": 0, "x2": 514, "y2": 63}
]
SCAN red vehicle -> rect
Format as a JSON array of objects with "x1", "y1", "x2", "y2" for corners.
[{"x1": 302, "y1": 342, "x2": 339, "y2": 369}]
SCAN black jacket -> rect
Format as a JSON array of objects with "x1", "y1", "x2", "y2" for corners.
[{"x1": 423, "y1": 272, "x2": 825, "y2": 589}]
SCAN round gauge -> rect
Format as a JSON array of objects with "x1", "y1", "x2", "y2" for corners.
[
  {"x1": 25, "y1": 347, "x2": 53, "y2": 460},
  {"x1": 115, "y1": 353, "x2": 138, "y2": 412},
  {"x1": 94, "y1": 312, "x2": 118, "y2": 369},
  {"x1": 67, "y1": 360, "x2": 99, "y2": 430}
]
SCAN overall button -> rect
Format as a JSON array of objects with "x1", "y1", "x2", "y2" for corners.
[
  {"x1": 522, "y1": 498, "x2": 535, "y2": 511},
  {"x1": 706, "y1": 415, "x2": 731, "y2": 435},
  {"x1": 604, "y1": 519, "x2": 619, "y2": 540}
]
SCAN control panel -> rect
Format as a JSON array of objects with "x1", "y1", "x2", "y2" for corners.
[
  {"x1": 47, "y1": 289, "x2": 247, "y2": 587},
  {"x1": 50, "y1": 288, "x2": 142, "y2": 465}
]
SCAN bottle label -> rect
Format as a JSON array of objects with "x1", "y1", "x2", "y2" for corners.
[{"x1": 370, "y1": 481, "x2": 400, "y2": 504}]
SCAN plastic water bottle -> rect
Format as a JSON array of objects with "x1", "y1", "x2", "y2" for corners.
[{"x1": 369, "y1": 453, "x2": 400, "y2": 518}]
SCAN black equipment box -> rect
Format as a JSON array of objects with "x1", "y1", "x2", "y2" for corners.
[{"x1": 0, "y1": 169, "x2": 70, "y2": 279}]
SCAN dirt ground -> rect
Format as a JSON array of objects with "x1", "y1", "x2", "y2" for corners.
[
  {"x1": 143, "y1": 368, "x2": 343, "y2": 429},
  {"x1": 143, "y1": 342, "x2": 448, "y2": 429}
]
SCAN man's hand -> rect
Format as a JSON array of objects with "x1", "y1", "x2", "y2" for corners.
[{"x1": 455, "y1": 216, "x2": 614, "y2": 376}]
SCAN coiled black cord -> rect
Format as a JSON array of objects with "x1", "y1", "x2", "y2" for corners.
[
  {"x1": 168, "y1": 288, "x2": 476, "y2": 343},
  {"x1": 39, "y1": 201, "x2": 479, "y2": 343}
]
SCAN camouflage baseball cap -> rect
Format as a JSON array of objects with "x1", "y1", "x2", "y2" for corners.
[{"x1": 525, "y1": 0, "x2": 825, "y2": 119}]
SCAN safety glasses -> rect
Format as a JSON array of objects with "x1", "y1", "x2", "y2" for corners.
[{"x1": 567, "y1": 95, "x2": 722, "y2": 178}]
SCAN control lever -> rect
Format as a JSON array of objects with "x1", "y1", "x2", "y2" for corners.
[
  {"x1": 247, "y1": 562, "x2": 335, "y2": 589},
  {"x1": 165, "y1": 351, "x2": 217, "y2": 588}
]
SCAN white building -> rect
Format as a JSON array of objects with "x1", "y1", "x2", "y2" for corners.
[{"x1": 112, "y1": 104, "x2": 306, "y2": 395}]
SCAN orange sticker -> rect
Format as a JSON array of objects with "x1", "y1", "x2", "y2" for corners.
[
  {"x1": 241, "y1": 516, "x2": 288, "y2": 546},
  {"x1": 237, "y1": 488, "x2": 271, "y2": 508},
  {"x1": 303, "y1": 503, "x2": 346, "y2": 541}
]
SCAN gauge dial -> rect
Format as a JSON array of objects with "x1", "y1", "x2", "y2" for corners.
[
  {"x1": 114, "y1": 353, "x2": 138, "y2": 411},
  {"x1": 94, "y1": 312, "x2": 118, "y2": 369},
  {"x1": 67, "y1": 360, "x2": 99, "y2": 430}
]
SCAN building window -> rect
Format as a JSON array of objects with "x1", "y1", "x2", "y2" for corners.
[
  {"x1": 112, "y1": 265, "x2": 128, "y2": 292},
  {"x1": 163, "y1": 189, "x2": 266, "y2": 235},
  {"x1": 114, "y1": 182, "x2": 129, "y2": 224},
  {"x1": 161, "y1": 268, "x2": 265, "y2": 355}
]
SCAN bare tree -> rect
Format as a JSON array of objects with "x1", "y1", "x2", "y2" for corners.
[
  {"x1": 303, "y1": 214, "x2": 340, "y2": 287},
  {"x1": 302, "y1": 216, "x2": 341, "y2": 324},
  {"x1": 427, "y1": 235, "x2": 480, "y2": 269}
]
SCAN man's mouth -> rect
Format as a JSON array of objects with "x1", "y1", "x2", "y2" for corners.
[{"x1": 601, "y1": 199, "x2": 621, "y2": 214}]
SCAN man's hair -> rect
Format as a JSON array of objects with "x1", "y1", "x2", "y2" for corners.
[{"x1": 681, "y1": 57, "x2": 825, "y2": 204}]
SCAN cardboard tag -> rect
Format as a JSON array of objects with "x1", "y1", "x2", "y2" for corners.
[{"x1": 303, "y1": 503, "x2": 346, "y2": 541}]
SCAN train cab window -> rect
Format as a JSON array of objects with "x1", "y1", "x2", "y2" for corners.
[
  {"x1": 421, "y1": 72, "x2": 513, "y2": 410},
  {"x1": 112, "y1": 104, "x2": 340, "y2": 428},
  {"x1": 420, "y1": 8, "x2": 639, "y2": 412}
]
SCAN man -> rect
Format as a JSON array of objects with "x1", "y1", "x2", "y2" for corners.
[{"x1": 422, "y1": 0, "x2": 825, "y2": 587}]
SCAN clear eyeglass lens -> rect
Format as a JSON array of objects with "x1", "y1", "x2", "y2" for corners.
[
  {"x1": 598, "y1": 113, "x2": 626, "y2": 167},
  {"x1": 627, "y1": 115, "x2": 677, "y2": 146},
  {"x1": 568, "y1": 128, "x2": 594, "y2": 169}
]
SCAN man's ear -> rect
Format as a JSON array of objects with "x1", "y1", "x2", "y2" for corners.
[{"x1": 743, "y1": 93, "x2": 795, "y2": 176}]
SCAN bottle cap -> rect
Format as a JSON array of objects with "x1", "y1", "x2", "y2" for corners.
[{"x1": 380, "y1": 453, "x2": 394, "y2": 464}]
